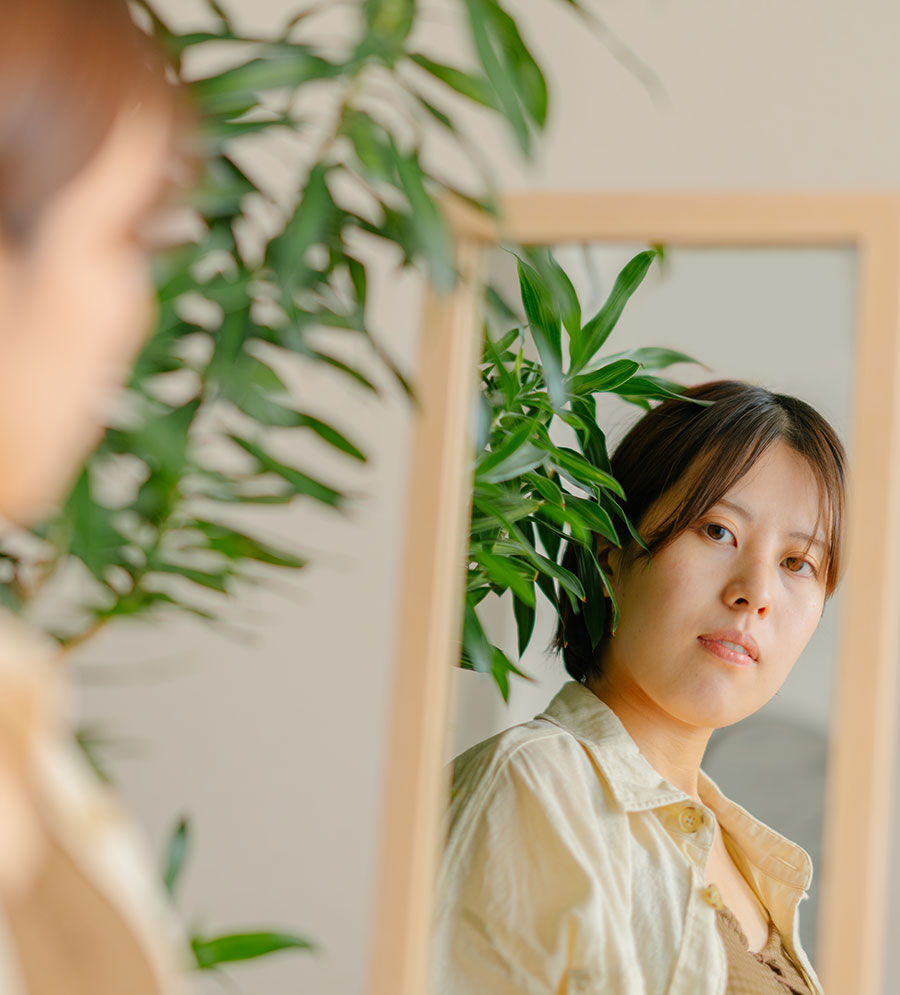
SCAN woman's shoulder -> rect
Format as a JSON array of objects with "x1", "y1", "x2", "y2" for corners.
[{"x1": 446, "y1": 709, "x2": 614, "y2": 834}]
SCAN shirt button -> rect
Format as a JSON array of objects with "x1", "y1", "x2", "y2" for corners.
[
  {"x1": 677, "y1": 805, "x2": 703, "y2": 833},
  {"x1": 701, "y1": 883, "x2": 724, "y2": 910}
]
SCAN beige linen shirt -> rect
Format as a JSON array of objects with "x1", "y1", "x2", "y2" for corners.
[{"x1": 431, "y1": 680, "x2": 822, "y2": 995}]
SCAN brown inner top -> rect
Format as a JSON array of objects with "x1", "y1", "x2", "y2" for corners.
[{"x1": 717, "y1": 903, "x2": 814, "y2": 995}]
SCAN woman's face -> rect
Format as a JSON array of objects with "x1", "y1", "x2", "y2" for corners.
[
  {"x1": 0, "y1": 107, "x2": 173, "y2": 524},
  {"x1": 596, "y1": 440, "x2": 829, "y2": 731}
]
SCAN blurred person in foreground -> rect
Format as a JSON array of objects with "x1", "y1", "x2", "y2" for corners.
[{"x1": 0, "y1": 0, "x2": 193, "y2": 991}]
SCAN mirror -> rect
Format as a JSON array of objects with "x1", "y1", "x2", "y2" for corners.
[
  {"x1": 450, "y1": 241, "x2": 857, "y2": 964},
  {"x1": 367, "y1": 194, "x2": 900, "y2": 995}
]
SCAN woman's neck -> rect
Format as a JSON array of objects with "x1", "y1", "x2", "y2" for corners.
[{"x1": 585, "y1": 674, "x2": 713, "y2": 801}]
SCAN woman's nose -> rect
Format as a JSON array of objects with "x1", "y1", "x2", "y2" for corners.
[{"x1": 721, "y1": 559, "x2": 773, "y2": 617}]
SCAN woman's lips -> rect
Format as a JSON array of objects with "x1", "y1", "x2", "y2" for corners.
[{"x1": 697, "y1": 632, "x2": 759, "y2": 667}]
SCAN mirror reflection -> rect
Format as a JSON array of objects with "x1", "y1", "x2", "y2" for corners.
[{"x1": 438, "y1": 244, "x2": 857, "y2": 989}]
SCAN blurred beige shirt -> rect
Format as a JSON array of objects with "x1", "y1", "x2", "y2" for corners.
[
  {"x1": 430, "y1": 680, "x2": 822, "y2": 995},
  {"x1": 0, "y1": 607, "x2": 187, "y2": 995}
]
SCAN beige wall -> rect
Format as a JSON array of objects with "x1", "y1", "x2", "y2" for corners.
[{"x1": 73, "y1": 2, "x2": 900, "y2": 992}]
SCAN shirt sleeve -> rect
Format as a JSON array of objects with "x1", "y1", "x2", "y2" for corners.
[{"x1": 429, "y1": 740, "x2": 627, "y2": 995}]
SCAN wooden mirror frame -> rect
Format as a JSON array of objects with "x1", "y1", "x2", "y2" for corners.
[{"x1": 368, "y1": 193, "x2": 900, "y2": 995}]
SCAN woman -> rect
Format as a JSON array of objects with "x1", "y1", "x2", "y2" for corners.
[
  {"x1": 432, "y1": 380, "x2": 844, "y2": 994},
  {"x1": 0, "y1": 1, "x2": 192, "y2": 991}
]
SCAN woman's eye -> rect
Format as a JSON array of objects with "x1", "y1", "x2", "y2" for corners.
[
  {"x1": 784, "y1": 557, "x2": 817, "y2": 578},
  {"x1": 703, "y1": 523, "x2": 734, "y2": 543}
]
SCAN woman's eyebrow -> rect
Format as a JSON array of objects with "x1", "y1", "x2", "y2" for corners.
[{"x1": 715, "y1": 498, "x2": 826, "y2": 550}]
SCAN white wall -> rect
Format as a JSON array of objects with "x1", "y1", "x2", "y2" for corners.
[{"x1": 72, "y1": 1, "x2": 900, "y2": 992}]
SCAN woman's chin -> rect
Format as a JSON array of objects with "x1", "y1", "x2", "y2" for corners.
[{"x1": 664, "y1": 689, "x2": 753, "y2": 732}]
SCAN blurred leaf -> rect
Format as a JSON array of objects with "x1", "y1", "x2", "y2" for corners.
[
  {"x1": 464, "y1": 0, "x2": 530, "y2": 153},
  {"x1": 191, "y1": 520, "x2": 307, "y2": 568},
  {"x1": 304, "y1": 349, "x2": 380, "y2": 393},
  {"x1": 365, "y1": 0, "x2": 417, "y2": 47},
  {"x1": 163, "y1": 817, "x2": 190, "y2": 897},
  {"x1": 342, "y1": 111, "x2": 398, "y2": 184},
  {"x1": 58, "y1": 471, "x2": 128, "y2": 584},
  {"x1": 191, "y1": 50, "x2": 340, "y2": 116},
  {"x1": 191, "y1": 930, "x2": 314, "y2": 969},
  {"x1": 203, "y1": 0, "x2": 234, "y2": 31},
  {"x1": 390, "y1": 143, "x2": 455, "y2": 290},
  {"x1": 186, "y1": 154, "x2": 258, "y2": 218},
  {"x1": 149, "y1": 560, "x2": 232, "y2": 594},
  {"x1": 74, "y1": 726, "x2": 114, "y2": 785},
  {"x1": 228, "y1": 435, "x2": 345, "y2": 507},
  {"x1": 408, "y1": 53, "x2": 498, "y2": 108},
  {"x1": 266, "y1": 164, "x2": 340, "y2": 297},
  {"x1": 481, "y1": 1, "x2": 547, "y2": 127}
]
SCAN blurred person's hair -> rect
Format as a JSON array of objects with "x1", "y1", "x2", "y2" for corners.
[{"x1": 0, "y1": 0, "x2": 191, "y2": 245}]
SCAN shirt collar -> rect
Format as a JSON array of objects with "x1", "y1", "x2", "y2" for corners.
[
  {"x1": 537, "y1": 680, "x2": 812, "y2": 890},
  {"x1": 538, "y1": 680, "x2": 688, "y2": 812}
]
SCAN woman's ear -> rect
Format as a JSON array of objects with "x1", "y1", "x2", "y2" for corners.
[{"x1": 595, "y1": 536, "x2": 620, "y2": 597}]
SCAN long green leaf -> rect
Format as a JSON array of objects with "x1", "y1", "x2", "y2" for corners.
[
  {"x1": 594, "y1": 346, "x2": 704, "y2": 373},
  {"x1": 465, "y1": 0, "x2": 530, "y2": 153},
  {"x1": 191, "y1": 931, "x2": 314, "y2": 969},
  {"x1": 538, "y1": 443, "x2": 626, "y2": 498},
  {"x1": 228, "y1": 435, "x2": 345, "y2": 507},
  {"x1": 566, "y1": 496, "x2": 619, "y2": 544},
  {"x1": 462, "y1": 601, "x2": 492, "y2": 674},
  {"x1": 490, "y1": 644, "x2": 530, "y2": 702},
  {"x1": 570, "y1": 249, "x2": 661, "y2": 373},
  {"x1": 476, "y1": 414, "x2": 543, "y2": 477},
  {"x1": 482, "y1": 2, "x2": 547, "y2": 127},
  {"x1": 191, "y1": 520, "x2": 307, "y2": 568},
  {"x1": 568, "y1": 358, "x2": 641, "y2": 396},
  {"x1": 475, "y1": 550, "x2": 536, "y2": 605},
  {"x1": 408, "y1": 53, "x2": 498, "y2": 108},
  {"x1": 266, "y1": 164, "x2": 338, "y2": 296},
  {"x1": 513, "y1": 591, "x2": 536, "y2": 656},
  {"x1": 516, "y1": 258, "x2": 564, "y2": 407},
  {"x1": 391, "y1": 143, "x2": 455, "y2": 290},
  {"x1": 609, "y1": 374, "x2": 710, "y2": 403},
  {"x1": 191, "y1": 50, "x2": 340, "y2": 116}
]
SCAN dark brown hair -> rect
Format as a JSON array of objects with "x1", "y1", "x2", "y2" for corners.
[
  {"x1": 0, "y1": 0, "x2": 189, "y2": 245},
  {"x1": 553, "y1": 380, "x2": 847, "y2": 683}
]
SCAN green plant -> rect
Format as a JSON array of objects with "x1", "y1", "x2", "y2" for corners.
[
  {"x1": 465, "y1": 247, "x2": 705, "y2": 699},
  {"x1": 161, "y1": 817, "x2": 316, "y2": 974},
  {"x1": 0, "y1": 0, "x2": 596, "y2": 641},
  {"x1": 0, "y1": 0, "x2": 634, "y2": 977}
]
